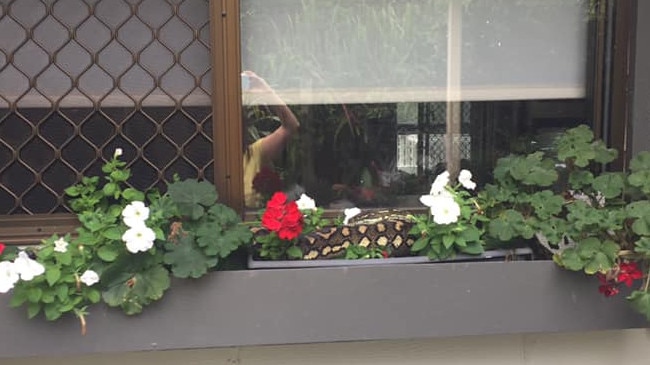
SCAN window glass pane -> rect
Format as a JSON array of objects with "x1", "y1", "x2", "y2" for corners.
[
  {"x1": 240, "y1": 0, "x2": 594, "y2": 209},
  {"x1": 0, "y1": 0, "x2": 212, "y2": 215}
]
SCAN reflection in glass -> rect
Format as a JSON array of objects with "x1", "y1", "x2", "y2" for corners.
[{"x1": 240, "y1": 0, "x2": 593, "y2": 209}]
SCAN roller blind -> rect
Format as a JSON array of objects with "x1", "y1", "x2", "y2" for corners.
[{"x1": 241, "y1": 0, "x2": 589, "y2": 105}]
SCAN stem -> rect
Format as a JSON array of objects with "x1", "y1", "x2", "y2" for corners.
[
  {"x1": 73, "y1": 309, "x2": 87, "y2": 336},
  {"x1": 79, "y1": 313, "x2": 87, "y2": 336},
  {"x1": 74, "y1": 273, "x2": 81, "y2": 291}
]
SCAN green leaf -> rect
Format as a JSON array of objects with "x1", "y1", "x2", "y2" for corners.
[
  {"x1": 45, "y1": 267, "x2": 61, "y2": 287},
  {"x1": 592, "y1": 141, "x2": 618, "y2": 164},
  {"x1": 164, "y1": 234, "x2": 216, "y2": 278},
  {"x1": 44, "y1": 303, "x2": 63, "y2": 321},
  {"x1": 122, "y1": 188, "x2": 145, "y2": 202},
  {"x1": 102, "y1": 226, "x2": 123, "y2": 240},
  {"x1": 110, "y1": 169, "x2": 130, "y2": 182},
  {"x1": 592, "y1": 173, "x2": 625, "y2": 199},
  {"x1": 411, "y1": 237, "x2": 429, "y2": 252},
  {"x1": 556, "y1": 248, "x2": 584, "y2": 271},
  {"x1": 102, "y1": 182, "x2": 118, "y2": 197},
  {"x1": 55, "y1": 284, "x2": 68, "y2": 302},
  {"x1": 556, "y1": 124, "x2": 596, "y2": 167},
  {"x1": 86, "y1": 289, "x2": 101, "y2": 303},
  {"x1": 459, "y1": 241, "x2": 484, "y2": 255},
  {"x1": 27, "y1": 303, "x2": 41, "y2": 319},
  {"x1": 568, "y1": 170, "x2": 594, "y2": 189},
  {"x1": 626, "y1": 201, "x2": 650, "y2": 218},
  {"x1": 529, "y1": 190, "x2": 564, "y2": 218},
  {"x1": 167, "y1": 179, "x2": 218, "y2": 220},
  {"x1": 628, "y1": 291, "x2": 650, "y2": 320},
  {"x1": 628, "y1": 171, "x2": 650, "y2": 195},
  {"x1": 287, "y1": 246, "x2": 303, "y2": 259},
  {"x1": 9, "y1": 287, "x2": 28, "y2": 307},
  {"x1": 630, "y1": 151, "x2": 650, "y2": 172},
  {"x1": 27, "y1": 287, "x2": 43, "y2": 303},
  {"x1": 442, "y1": 234, "x2": 455, "y2": 249},
  {"x1": 41, "y1": 290, "x2": 55, "y2": 303},
  {"x1": 102, "y1": 265, "x2": 170, "y2": 315},
  {"x1": 584, "y1": 252, "x2": 614, "y2": 275},
  {"x1": 488, "y1": 210, "x2": 525, "y2": 241},
  {"x1": 97, "y1": 245, "x2": 120, "y2": 262},
  {"x1": 209, "y1": 227, "x2": 252, "y2": 258}
]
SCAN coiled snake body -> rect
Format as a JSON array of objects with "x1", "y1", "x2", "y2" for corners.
[{"x1": 253, "y1": 210, "x2": 418, "y2": 260}]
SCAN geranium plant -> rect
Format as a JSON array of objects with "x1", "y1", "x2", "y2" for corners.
[
  {"x1": 481, "y1": 124, "x2": 650, "y2": 320},
  {"x1": 255, "y1": 191, "x2": 304, "y2": 260},
  {"x1": 409, "y1": 169, "x2": 487, "y2": 260},
  {"x1": 0, "y1": 149, "x2": 252, "y2": 333}
]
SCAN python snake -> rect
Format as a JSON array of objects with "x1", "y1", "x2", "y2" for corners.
[{"x1": 252, "y1": 210, "x2": 418, "y2": 260}]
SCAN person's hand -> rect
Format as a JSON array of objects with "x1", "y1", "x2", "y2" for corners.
[{"x1": 241, "y1": 70, "x2": 273, "y2": 93}]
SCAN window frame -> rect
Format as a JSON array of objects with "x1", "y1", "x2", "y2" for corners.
[{"x1": 213, "y1": 0, "x2": 636, "y2": 214}]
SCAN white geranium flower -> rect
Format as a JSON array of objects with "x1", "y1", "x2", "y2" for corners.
[
  {"x1": 458, "y1": 169, "x2": 477, "y2": 190},
  {"x1": 53, "y1": 237, "x2": 69, "y2": 253},
  {"x1": 0, "y1": 261, "x2": 19, "y2": 293},
  {"x1": 122, "y1": 226, "x2": 156, "y2": 253},
  {"x1": 420, "y1": 194, "x2": 461, "y2": 225},
  {"x1": 114, "y1": 148, "x2": 123, "y2": 158},
  {"x1": 295, "y1": 194, "x2": 316, "y2": 211},
  {"x1": 430, "y1": 195, "x2": 462, "y2": 225},
  {"x1": 343, "y1": 207, "x2": 362, "y2": 225},
  {"x1": 419, "y1": 188, "x2": 454, "y2": 207},
  {"x1": 122, "y1": 201, "x2": 150, "y2": 228},
  {"x1": 13, "y1": 251, "x2": 45, "y2": 281},
  {"x1": 79, "y1": 270, "x2": 99, "y2": 286},
  {"x1": 430, "y1": 170, "x2": 450, "y2": 195}
]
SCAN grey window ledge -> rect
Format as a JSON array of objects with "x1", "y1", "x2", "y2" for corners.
[{"x1": 0, "y1": 260, "x2": 645, "y2": 359}]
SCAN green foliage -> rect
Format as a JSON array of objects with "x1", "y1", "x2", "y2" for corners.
[
  {"x1": 254, "y1": 232, "x2": 302, "y2": 261},
  {"x1": 6, "y1": 151, "x2": 251, "y2": 332},
  {"x1": 483, "y1": 124, "x2": 650, "y2": 320}
]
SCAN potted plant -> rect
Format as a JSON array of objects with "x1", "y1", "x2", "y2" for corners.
[
  {"x1": 479, "y1": 124, "x2": 650, "y2": 319},
  {"x1": 0, "y1": 149, "x2": 252, "y2": 334},
  {"x1": 248, "y1": 169, "x2": 533, "y2": 269}
]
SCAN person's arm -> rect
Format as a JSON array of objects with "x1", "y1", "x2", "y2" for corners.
[
  {"x1": 243, "y1": 71, "x2": 300, "y2": 162},
  {"x1": 262, "y1": 102, "x2": 299, "y2": 161}
]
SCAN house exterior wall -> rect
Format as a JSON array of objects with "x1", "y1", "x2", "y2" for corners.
[{"x1": 4, "y1": 329, "x2": 650, "y2": 365}]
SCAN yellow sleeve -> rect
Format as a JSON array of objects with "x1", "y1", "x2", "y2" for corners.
[{"x1": 243, "y1": 139, "x2": 264, "y2": 207}]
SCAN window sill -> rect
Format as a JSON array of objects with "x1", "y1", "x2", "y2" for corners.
[{"x1": 0, "y1": 260, "x2": 645, "y2": 359}]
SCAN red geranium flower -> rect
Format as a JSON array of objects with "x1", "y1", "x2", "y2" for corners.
[
  {"x1": 598, "y1": 283, "x2": 620, "y2": 297},
  {"x1": 616, "y1": 262, "x2": 643, "y2": 287},
  {"x1": 0, "y1": 243, "x2": 5, "y2": 256},
  {"x1": 261, "y1": 192, "x2": 303, "y2": 241},
  {"x1": 596, "y1": 272, "x2": 620, "y2": 297}
]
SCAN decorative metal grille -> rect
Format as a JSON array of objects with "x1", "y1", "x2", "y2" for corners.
[
  {"x1": 396, "y1": 102, "x2": 471, "y2": 174},
  {"x1": 0, "y1": 0, "x2": 213, "y2": 215}
]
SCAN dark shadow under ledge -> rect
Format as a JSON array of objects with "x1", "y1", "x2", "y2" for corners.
[{"x1": 0, "y1": 260, "x2": 645, "y2": 359}]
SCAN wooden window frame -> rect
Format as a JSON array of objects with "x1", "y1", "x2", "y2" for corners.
[{"x1": 213, "y1": 0, "x2": 637, "y2": 214}]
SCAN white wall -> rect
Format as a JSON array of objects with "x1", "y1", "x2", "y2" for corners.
[{"x1": 5, "y1": 329, "x2": 649, "y2": 365}]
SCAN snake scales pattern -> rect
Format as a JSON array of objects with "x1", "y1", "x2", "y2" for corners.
[{"x1": 253, "y1": 210, "x2": 418, "y2": 260}]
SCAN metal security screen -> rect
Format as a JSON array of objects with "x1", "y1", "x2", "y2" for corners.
[{"x1": 0, "y1": 0, "x2": 213, "y2": 215}]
